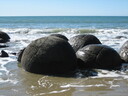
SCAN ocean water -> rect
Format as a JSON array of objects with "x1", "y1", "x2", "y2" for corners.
[{"x1": 0, "y1": 16, "x2": 128, "y2": 96}]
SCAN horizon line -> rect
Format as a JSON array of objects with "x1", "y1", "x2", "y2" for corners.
[{"x1": 0, "y1": 15, "x2": 128, "y2": 17}]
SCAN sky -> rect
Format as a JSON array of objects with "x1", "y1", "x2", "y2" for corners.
[{"x1": 0, "y1": 0, "x2": 128, "y2": 16}]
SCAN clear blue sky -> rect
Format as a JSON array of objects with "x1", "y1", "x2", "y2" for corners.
[{"x1": 0, "y1": 0, "x2": 128, "y2": 16}]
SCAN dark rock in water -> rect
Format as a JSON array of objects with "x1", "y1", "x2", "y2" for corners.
[
  {"x1": 17, "y1": 48, "x2": 25, "y2": 62},
  {"x1": 115, "y1": 36, "x2": 127, "y2": 39},
  {"x1": 0, "y1": 31, "x2": 10, "y2": 43},
  {"x1": 21, "y1": 36, "x2": 77, "y2": 76},
  {"x1": 0, "y1": 45, "x2": 8, "y2": 48},
  {"x1": 0, "y1": 50, "x2": 9, "y2": 57},
  {"x1": 76, "y1": 44, "x2": 122, "y2": 70},
  {"x1": 69, "y1": 34, "x2": 101, "y2": 52},
  {"x1": 50, "y1": 34, "x2": 68, "y2": 41},
  {"x1": 119, "y1": 40, "x2": 128, "y2": 63},
  {"x1": 10, "y1": 52, "x2": 17, "y2": 55}
]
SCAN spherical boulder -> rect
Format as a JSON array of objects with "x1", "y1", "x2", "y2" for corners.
[
  {"x1": 0, "y1": 31, "x2": 10, "y2": 43},
  {"x1": 69, "y1": 34, "x2": 101, "y2": 52},
  {"x1": 21, "y1": 36, "x2": 77, "y2": 76},
  {"x1": 119, "y1": 40, "x2": 128, "y2": 63},
  {"x1": 76, "y1": 44, "x2": 122, "y2": 69},
  {"x1": 50, "y1": 34, "x2": 68, "y2": 41}
]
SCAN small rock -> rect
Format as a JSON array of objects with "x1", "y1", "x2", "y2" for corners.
[{"x1": 0, "y1": 50, "x2": 9, "y2": 57}]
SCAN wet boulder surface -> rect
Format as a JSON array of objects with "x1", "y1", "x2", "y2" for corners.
[
  {"x1": 20, "y1": 36, "x2": 77, "y2": 76},
  {"x1": 69, "y1": 34, "x2": 101, "y2": 52},
  {"x1": 76, "y1": 44, "x2": 122, "y2": 70},
  {"x1": 119, "y1": 40, "x2": 128, "y2": 63}
]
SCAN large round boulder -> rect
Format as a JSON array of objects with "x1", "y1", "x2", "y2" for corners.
[
  {"x1": 0, "y1": 31, "x2": 10, "y2": 43},
  {"x1": 21, "y1": 36, "x2": 77, "y2": 76},
  {"x1": 119, "y1": 40, "x2": 128, "y2": 63},
  {"x1": 50, "y1": 34, "x2": 68, "y2": 41},
  {"x1": 69, "y1": 34, "x2": 101, "y2": 52},
  {"x1": 76, "y1": 44, "x2": 122, "y2": 70}
]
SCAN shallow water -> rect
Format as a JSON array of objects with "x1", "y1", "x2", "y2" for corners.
[
  {"x1": 0, "y1": 64, "x2": 128, "y2": 96},
  {"x1": 0, "y1": 16, "x2": 128, "y2": 96}
]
